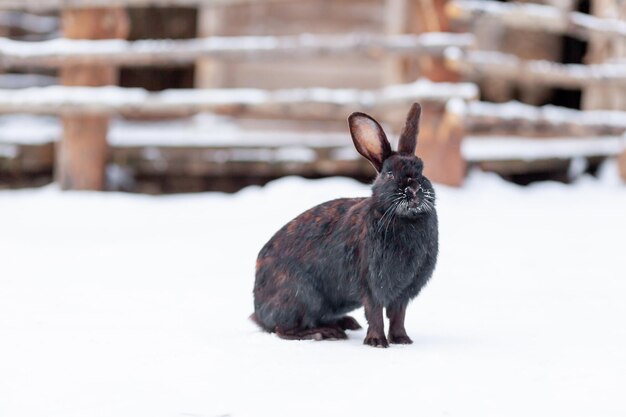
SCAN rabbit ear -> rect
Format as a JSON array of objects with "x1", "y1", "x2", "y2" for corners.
[
  {"x1": 348, "y1": 112, "x2": 392, "y2": 172},
  {"x1": 397, "y1": 103, "x2": 422, "y2": 155}
]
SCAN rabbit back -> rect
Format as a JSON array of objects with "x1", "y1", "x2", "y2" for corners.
[{"x1": 254, "y1": 197, "x2": 368, "y2": 332}]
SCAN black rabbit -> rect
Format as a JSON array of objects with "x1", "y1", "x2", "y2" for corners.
[{"x1": 252, "y1": 103, "x2": 438, "y2": 347}]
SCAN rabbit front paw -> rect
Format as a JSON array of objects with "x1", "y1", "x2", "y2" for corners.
[
  {"x1": 388, "y1": 333, "x2": 413, "y2": 344},
  {"x1": 363, "y1": 335, "x2": 389, "y2": 348}
]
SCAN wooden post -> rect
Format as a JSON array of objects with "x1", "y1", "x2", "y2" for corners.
[
  {"x1": 412, "y1": 0, "x2": 460, "y2": 82},
  {"x1": 582, "y1": 0, "x2": 626, "y2": 182},
  {"x1": 410, "y1": 0, "x2": 465, "y2": 186},
  {"x1": 618, "y1": 151, "x2": 626, "y2": 182},
  {"x1": 419, "y1": 103, "x2": 466, "y2": 186},
  {"x1": 582, "y1": 0, "x2": 626, "y2": 111},
  {"x1": 195, "y1": 5, "x2": 226, "y2": 88},
  {"x1": 384, "y1": 0, "x2": 408, "y2": 85},
  {"x1": 57, "y1": 7, "x2": 129, "y2": 190}
]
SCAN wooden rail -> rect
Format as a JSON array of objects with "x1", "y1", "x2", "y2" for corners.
[
  {"x1": 0, "y1": 33, "x2": 475, "y2": 69},
  {"x1": 446, "y1": 49, "x2": 626, "y2": 89},
  {"x1": 0, "y1": 73, "x2": 57, "y2": 88},
  {"x1": 0, "y1": 81, "x2": 479, "y2": 117},
  {"x1": 0, "y1": 0, "x2": 304, "y2": 11},
  {"x1": 0, "y1": 11, "x2": 58, "y2": 34},
  {"x1": 463, "y1": 136, "x2": 626, "y2": 162},
  {"x1": 446, "y1": 0, "x2": 626, "y2": 41},
  {"x1": 448, "y1": 99, "x2": 626, "y2": 136}
]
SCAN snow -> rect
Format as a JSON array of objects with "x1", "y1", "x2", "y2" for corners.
[
  {"x1": 0, "y1": 74, "x2": 57, "y2": 89},
  {"x1": 1, "y1": 169, "x2": 625, "y2": 417},
  {"x1": 453, "y1": 100, "x2": 626, "y2": 130},
  {"x1": 0, "y1": 143, "x2": 18, "y2": 158},
  {"x1": 452, "y1": 0, "x2": 564, "y2": 20},
  {"x1": 463, "y1": 135, "x2": 626, "y2": 161},
  {"x1": 3, "y1": 112, "x2": 626, "y2": 164},
  {"x1": 0, "y1": 79, "x2": 477, "y2": 115},
  {"x1": 0, "y1": 11, "x2": 58, "y2": 34},
  {"x1": 0, "y1": 33, "x2": 474, "y2": 60},
  {"x1": 570, "y1": 9, "x2": 626, "y2": 37},
  {"x1": 0, "y1": 114, "x2": 360, "y2": 163}
]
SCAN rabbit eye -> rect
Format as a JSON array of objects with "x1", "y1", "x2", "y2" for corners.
[{"x1": 385, "y1": 171, "x2": 394, "y2": 179}]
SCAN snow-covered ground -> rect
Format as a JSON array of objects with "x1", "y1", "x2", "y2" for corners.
[{"x1": 1, "y1": 168, "x2": 625, "y2": 417}]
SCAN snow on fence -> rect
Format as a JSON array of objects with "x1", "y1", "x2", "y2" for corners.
[
  {"x1": 0, "y1": 33, "x2": 475, "y2": 69},
  {"x1": 0, "y1": 0, "x2": 299, "y2": 11},
  {"x1": 0, "y1": 73, "x2": 57, "y2": 89},
  {"x1": 0, "y1": 11, "x2": 58, "y2": 34},
  {"x1": 457, "y1": 100, "x2": 626, "y2": 137},
  {"x1": 446, "y1": 0, "x2": 626, "y2": 41},
  {"x1": 445, "y1": 0, "x2": 626, "y2": 182},
  {"x1": 2, "y1": 0, "x2": 626, "y2": 190},
  {"x1": 0, "y1": 0, "x2": 480, "y2": 191},
  {"x1": 445, "y1": 49, "x2": 626, "y2": 89},
  {"x1": 0, "y1": 81, "x2": 478, "y2": 117},
  {"x1": 447, "y1": 100, "x2": 626, "y2": 162}
]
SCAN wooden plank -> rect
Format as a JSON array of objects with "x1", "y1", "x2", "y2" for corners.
[
  {"x1": 0, "y1": 33, "x2": 475, "y2": 69},
  {"x1": 446, "y1": 49, "x2": 626, "y2": 89},
  {"x1": 0, "y1": 81, "x2": 479, "y2": 117},
  {"x1": 0, "y1": 11, "x2": 58, "y2": 34},
  {"x1": 412, "y1": 0, "x2": 460, "y2": 82},
  {"x1": 404, "y1": 0, "x2": 462, "y2": 185},
  {"x1": 383, "y1": 0, "x2": 408, "y2": 85},
  {"x1": 0, "y1": 0, "x2": 312, "y2": 11},
  {"x1": 582, "y1": 0, "x2": 626, "y2": 111},
  {"x1": 456, "y1": 100, "x2": 626, "y2": 137},
  {"x1": 580, "y1": 0, "x2": 626, "y2": 186},
  {"x1": 195, "y1": 4, "x2": 225, "y2": 89},
  {"x1": 447, "y1": 0, "x2": 626, "y2": 41},
  {"x1": 619, "y1": 150, "x2": 626, "y2": 182},
  {"x1": 418, "y1": 104, "x2": 465, "y2": 186},
  {"x1": 463, "y1": 136, "x2": 626, "y2": 161},
  {"x1": 58, "y1": 7, "x2": 128, "y2": 190}
]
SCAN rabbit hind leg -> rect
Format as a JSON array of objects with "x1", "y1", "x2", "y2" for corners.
[
  {"x1": 274, "y1": 314, "x2": 359, "y2": 340},
  {"x1": 276, "y1": 325, "x2": 347, "y2": 341},
  {"x1": 335, "y1": 315, "x2": 362, "y2": 331}
]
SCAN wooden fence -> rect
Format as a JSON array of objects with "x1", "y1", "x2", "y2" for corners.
[
  {"x1": 445, "y1": 0, "x2": 626, "y2": 181},
  {"x1": 0, "y1": 0, "x2": 625, "y2": 191}
]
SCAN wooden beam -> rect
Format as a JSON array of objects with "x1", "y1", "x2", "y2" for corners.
[
  {"x1": 618, "y1": 150, "x2": 626, "y2": 182},
  {"x1": 582, "y1": 0, "x2": 626, "y2": 112},
  {"x1": 195, "y1": 4, "x2": 225, "y2": 89},
  {"x1": 419, "y1": 103, "x2": 466, "y2": 186},
  {"x1": 0, "y1": 33, "x2": 475, "y2": 69},
  {"x1": 446, "y1": 0, "x2": 626, "y2": 41},
  {"x1": 0, "y1": 81, "x2": 479, "y2": 118},
  {"x1": 0, "y1": 0, "x2": 310, "y2": 11},
  {"x1": 412, "y1": 0, "x2": 460, "y2": 82},
  {"x1": 446, "y1": 49, "x2": 626, "y2": 89},
  {"x1": 383, "y1": 0, "x2": 409, "y2": 85},
  {"x1": 450, "y1": 99, "x2": 626, "y2": 136},
  {"x1": 0, "y1": 11, "x2": 58, "y2": 34},
  {"x1": 57, "y1": 7, "x2": 129, "y2": 191},
  {"x1": 463, "y1": 136, "x2": 626, "y2": 162}
]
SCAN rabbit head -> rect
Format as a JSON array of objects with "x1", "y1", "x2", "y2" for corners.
[{"x1": 348, "y1": 103, "x2": 435, "y2": 219}]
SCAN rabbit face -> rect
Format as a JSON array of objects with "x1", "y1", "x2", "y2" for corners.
[
  {"x1": 348, "y1": 103, "x2": 434, "y2": 218},
  {"x1": 374, "y1": 154, "x2": 436, "y2": 219}
]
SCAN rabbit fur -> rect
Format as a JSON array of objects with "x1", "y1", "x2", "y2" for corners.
[{"x1": 252, "y1": 103, "x2": 438, "y2": 347}]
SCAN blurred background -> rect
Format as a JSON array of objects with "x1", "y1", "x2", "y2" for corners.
[
  {"x1": 1, "y1": 0, "x2": 625, "y2": 193},
  {"x1": 2, "y1": 3, "x2": 626, "y2": 416}
]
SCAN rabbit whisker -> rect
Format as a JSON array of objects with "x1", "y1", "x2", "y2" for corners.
[
  {"x1": 376, "y1": 198, "x2": 398, "y2": 233},
  {"x1": 376, "y1": 197, "x2": 403, "y2": 234},
  {"x1": 383, "y1": 199, "x2": 403, "y2": 239},
  {"x1": 377, "y1": 200, "x2": 398, "y2": 237}
]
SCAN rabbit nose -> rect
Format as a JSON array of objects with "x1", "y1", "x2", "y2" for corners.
[{"x1": 404, "y1": 186, "x2": 415, "y2": 197}]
